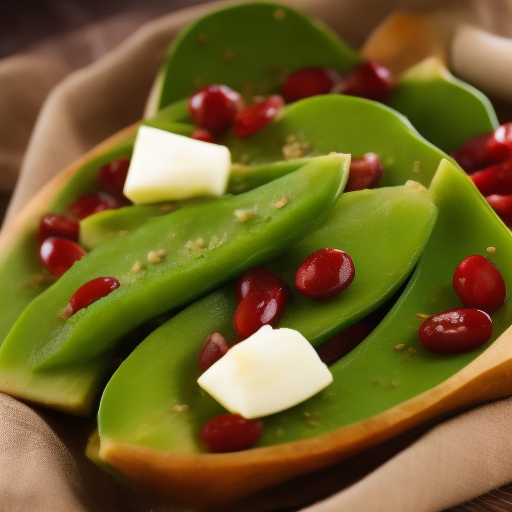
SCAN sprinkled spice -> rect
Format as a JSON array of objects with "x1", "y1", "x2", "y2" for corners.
[
  {"x1": 147, "y1": 249, "x2": 166, "y2": 264},
  {"x1": 274, "y1": 197, "x2": 290, "y2": 209},
  {"x1": 185, "y1": 238, "x2": 204, "y2": 251},
  {"x1": 170, "y1": 404, "x2": 189, "y2": 413},
  {"x1": 486, "y1": 246, "x2": 496, "y2": 254},
  {"x1": 273, "y1": 8, "x2": 286, "y2": 20},
  {"x1": 394, "y1": 343, "x2": 405, "y2": 350},
  {"x1": 222, "y1": 50, "x2": 235, "y2": 62},
  {"x1": 408, "y1": 347, "x2": 417, "y2": 354},
  {"x1": 118, "y1": 230, "x2": 128, "y2": 237},
  {"x1": 59, "y1": 304, "x2": 73, "y2": 321},
  {"x1": 131, "y1": 260, "x2": 143, "y2": 273},
  {"x1": 234, "y1": 209, "x2": 255, "y2": 222},
  {"x1": 390, "y1": 380, "x2": 399, "y2": 388},
  {"x1": 282, "y1": 140, "x2": 310, "y2": 160},
  {"x1": 416, "y1": 313, "x2": 429, "y2": 319}
]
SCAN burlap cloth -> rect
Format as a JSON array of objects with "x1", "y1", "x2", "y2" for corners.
[{"x1": 1, "y1": 1, "x2": 511, "y2": 511}]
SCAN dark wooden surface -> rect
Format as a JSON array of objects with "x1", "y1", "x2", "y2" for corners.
[{"x1": 0, "y1": 1, "x2": 510, "y2": 510}]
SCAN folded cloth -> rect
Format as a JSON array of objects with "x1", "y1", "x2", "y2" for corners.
[{"x1": 0, "y1": 0, "x2": 511, "y2": 511}]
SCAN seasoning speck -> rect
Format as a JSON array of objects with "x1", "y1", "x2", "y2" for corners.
[
  {"x1": 273, "y1": 8, "x2": 286, "y2": 20},
  {"x1": 170, "y1": 404, "x2": 189, "y2": 413},
  {"x1": 394, "y1": 343, "x2": 405, "y2": 351},
  {"x1": 59, "y1": 304, "x2": 73, "y2": 321},
  {"x1": 282, "y1": 140, "x2": 309, "y2": 159},
  {"x1": 276, "y1": 428, "x2": 284, "y2": 437},
  {"x1": 416, "y1": 313, "x2": 429, "y2": 319},
  {"x1": 131, "y1": 260, "x2": 143, "y2": 273},
  {"x1": 487, "y1": 246, "x2": 496, "y2": 255},
  {"x1": 274, "y1": 197, "x2": 290, "y2": 209},
  {"x1": 234, "y1": 209, "x2": 255, "y2": 222},
  {"x1": 390, "y1": 380, "x2": 399, "y2": 388},
  {"x1": 408, "y1": 347, "x2": 417, "y2": 354},
  {"x1": 118, "y1": 230, "x2": 128, "y2": 237},
  {"x1": 147, "y1": 249, "x2": 166, "y2": 264},
  {"x1": 195, "y1": 33, "x2": 207, "y2": 46},
  {"x1": 222, "y1": 50, "x2": 235, "y2": 62},
  {"x1": 185, "y1": 238, "x2": 204, "y2": 250}
]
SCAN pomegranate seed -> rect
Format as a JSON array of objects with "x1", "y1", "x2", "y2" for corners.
[
  {"x1": 188, "y1": 84, "x2": 244, "y2": 135},
  {"x1": 236, "y1": 266, "x2": 286, "y2": 302},
  {"x1": 486, "y1": 194, "x2": 512, "y2": 228},
  {"x1": 191, "y1": 128, "x2": 216, "y2": 143},
  {"x1": 67, "y1": 192, "x2": 123, "y2": 220},
  {"x1": 233, "y1": 95, "x2": 284, "y2": 138},
  {"x1": 316, "y1": 322, "x2": 372, "y2": 365},
  {"x1": 469, "y1": 159, "x2": 512, "y2": 196},
  {"x1": 96, "y1": 158, "x2": 130, "y2": 196},
  {"x1": 451, "y1": 125, "x2": 511, "y2": 173},
  {"x1": 418, "y1": 308, "x2": 493, "y2": 354},
  {"x1": 453, "y1": 254, "x2": 506, "y2": 313},
  {"x1": 346, "y1": 153, "x2": 384, "y2": 191},
  {"x1": 234, "y1": 285, "x2": 288, "y2": 338},
  {"x1": 282, "y1": 67, "x2": 339, "y2": 103},
  {"x1": 39, "y1": 237, "x2": 87, "y2": 278},
  {"x1": 295, "y1": 248, "x2": 355, "y2": 300},
  {"x1": 201, "y1": 414, "x2": 263, "y2": 453},
  {"x1": 39, "y1": 213, "x2": 79, "y2": 242},
  {"x1": 199, "y1": 332, "x2": 229, "y2": 371},
  {"x1": 337, "y1": 61, "x2": 394, "y2": 102},
  {"x1": 68, "y1": 276, "x2": 120, "y2": 316}
]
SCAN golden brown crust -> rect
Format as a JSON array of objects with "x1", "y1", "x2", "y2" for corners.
[
  {"x1": 100, "y1": 324, "x2": 512, "y2": 509},
  {"x1": 361, "y1": 12, "x2": 449, "y2": 75}
]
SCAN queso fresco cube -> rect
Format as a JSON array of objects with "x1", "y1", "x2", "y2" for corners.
[
  {"x1": 123, "y1": 126, "x2": 231, "y2": 204},
  {"x1": 198, "y1": 325, "x2": 333, "y2": 419}
]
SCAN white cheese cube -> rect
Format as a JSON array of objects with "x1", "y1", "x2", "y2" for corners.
[
  {"x1": 197, "y1": 325, "x2": 333, "y2": 419},
  {"x1": 123, "y1": 126, "x2": 231, "y2": 204}
]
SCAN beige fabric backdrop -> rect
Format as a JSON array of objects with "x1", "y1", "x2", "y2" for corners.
[{"x1": 1, "y1": 1, "x2": 511, "y2": 511}]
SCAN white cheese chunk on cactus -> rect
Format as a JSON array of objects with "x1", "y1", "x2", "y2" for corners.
[
  {"x1": 123, "y1": 126, "x2": 231, "y2": 204},
  {"x1": 197, "y1": 325, "x2": 333, "y2": 419}
]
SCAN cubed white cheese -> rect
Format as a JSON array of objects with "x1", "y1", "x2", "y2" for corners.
[
  {"x1": 197, "y1": 325, "x2": 333, "y2": 419},
  {"x1": 123, "y1": 126, "x2": 231, "y2": 204}
]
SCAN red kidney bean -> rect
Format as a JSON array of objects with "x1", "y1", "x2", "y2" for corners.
[
  {"x1": 282, "y1": 67, "x2": 339, "y2": 103},
  {"x1": 451, "y1": 124, "x2": 512, "y2": 173},
  {"x1": 96, "y1": 158, "x2": 131, "y2": 196},
  {"x1": 418, "y1": 308, "x2": 493, "y2": 354},
  {"x1": 236, "y1": 266, "x2": 286, "y2": 303},
  {"x1": 188, "y1": 84, "x2": 244, "y2": 135},
  {"x1": 39, "y1": 237, "x2": 87, "y2": 278},
  {"x1": 233, "y1": 95, "x2": 284, "y2": 138},
  {"x1": 191, "y1": 128, "x2": 216, "y2": 143},
  {"x1": 295, "y1": 248, "x2": 355, "y2": 300},
  {"x1": 199, "y1": 332, "x2": 229, "y2": 371},
  {"x1": 469, "y1": 159, "x2": 512, "y2": 196},
  {"x1": 200, "y1": 414, "x2": 263, "y2": 453},
  {"x1": 336, "y1": 61, "x2": 394, "y2": 102},
  {"x1": 316, "y1": 322, "x2": 372, "y2": 365},
  {"x1": 67, "y1": 192, "x2": 123, "y2": 220},
  {"x1": 486, "y1": 194, "x2": 512, "y2": 228},
  {"x1": 38, "y1": 213, "x2": 79, "y2": 242},
  {"x1": 346, "y1": 153, "x2": 384, "y2": 191},
  {"x1": 453, "y1": 255, "x2": 506, "y2": 312},
  {"x1": 68, "y1": 276, "x2": 120, "y2": 316}
]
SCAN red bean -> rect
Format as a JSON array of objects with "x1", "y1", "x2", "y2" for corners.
[
  {"x1": 418, "y1": 308, "x2": 493, "y2": 354},
  {"x1": 188, "y1": 84, "x2": 244, "y2": 135},
  {"x1": 234, "y1": 285, "x2": 288, "y2": 338},
  {"x1": 67, "y1": 192, "x2": 123, "y2": 220},
  {"x1": 336, "y1": 61, "x2": 394, "y2": 102},
  {"x1": 39, "y1": 237, "x2": 87, "y2": 278},
  {"x1": 236, "y1": 266, "x2": 285, "y2": 303},
  {"x1": 451, "y1": 124, "x2": 512, "y2": 173},
  {"x1": 199, "y1": 332, "x2": 229, "y2": 371},
  {"x1": 200, "y1": 414, "x2": 263, "y2": 453},
  {"x1": 38, "y1": 213, "x2": 79, "y2": 242},
  {"x1": 233, "y1": 95, "x2": 284, "y2": 138},
  {"x1": 486, "y1": 194, "x2": 512, "y2": 228},
  {"x1": 346, "y1": 153, "x2": 383, "y2": 191},
  {"x1": 295, "y1": 248, "x2": 355, "y2": 300},
  {"x1": 68, "y1": 276, "x2": 120, "y2": 316},
  {"x1": 96, "y1": 158, "x2": 130, "y2": 196},
  {"x1": 190, "y1": 128, "x2": 216, "y2": 143},
  {"x1": 453, "y1": 255, "x2": 506, "y2": 312},
  {"x1": 282, "y1": 67, "x2": 339, "y2": 103},
  {"x1": 469, "y1": 159, "x2": 512, "y2": 196}
]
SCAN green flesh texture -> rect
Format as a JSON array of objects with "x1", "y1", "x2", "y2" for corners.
[
  {"x1": 156, "y1": 2, "x2": 360, "y2": 108},
  {"x1": 80, "y1": 159, "x2": 312, "y2": 250},
  {"x1": 0, "y1": 155, "x2": 348, "y2": 415},
  {"x1": 97, "y1": 181, "x2": 438, "y2": 452},
  {"x1": 98, "y1": 161, "x2": 512, "y2": 454},
  {"x1": 388, "y1": 58, "x2": 498, "y2": 153}
]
